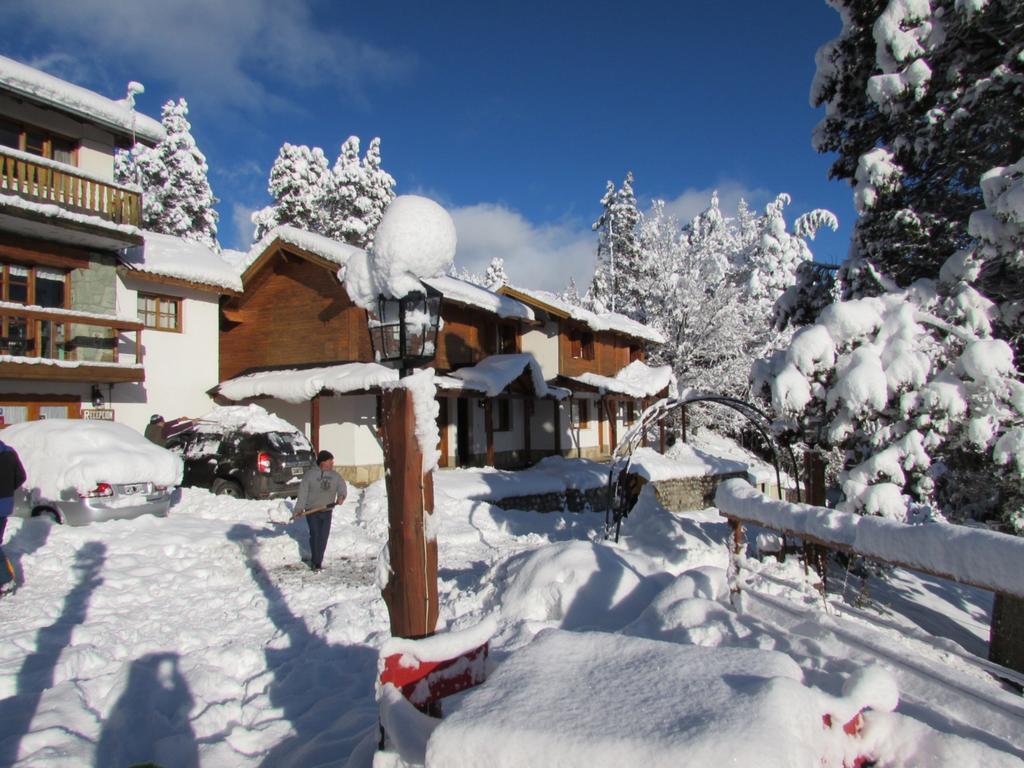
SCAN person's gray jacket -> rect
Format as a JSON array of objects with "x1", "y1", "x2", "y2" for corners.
[{"x1": 295, "y1": 467, "x2": 346, "y2": 513}]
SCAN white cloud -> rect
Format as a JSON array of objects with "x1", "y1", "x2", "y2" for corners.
[
  {"x1": 7, "y1": 0, "x2": 412, "y2": 114},
  {"x1": 657, "y1": 180, "x2": 772, "y2": 225},
  {"x1": 450, "y1": 204, "x2": 595, "y2": 293},
  {"x1": 230, "y1": 203, "x2": 258, "y2": 252}
]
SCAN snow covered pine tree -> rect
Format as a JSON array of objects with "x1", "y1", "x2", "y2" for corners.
[
  {"x1": 252, "y1": 136, "x2": 396, "y2": 248},
  {"x1": 115, "y1": 98, "x2": 219, "y2": 249}
]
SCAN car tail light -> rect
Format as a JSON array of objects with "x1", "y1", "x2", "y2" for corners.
[
  {"x1": 80, "y1": 482, "x2": 113, "y2": 498},
  {"x1": 257, "y1": 452, "x2": 272, "y2": 474}
]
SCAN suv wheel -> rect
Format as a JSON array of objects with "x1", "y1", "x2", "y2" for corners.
[{"x1": 211, "y1": 478, "x2": 245, "y2": 499}]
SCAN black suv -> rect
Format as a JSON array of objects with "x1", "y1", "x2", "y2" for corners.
[{"x1": 166, "y1": 425, "x2": 316, "y2": 500}]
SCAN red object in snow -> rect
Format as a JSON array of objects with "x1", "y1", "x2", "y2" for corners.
[
  {"x1": 380, "y1": 642, "x2": 489, "y2": 710},
  {"x1": 822, "y1": 710, "x2": 873, "y2": 767}
]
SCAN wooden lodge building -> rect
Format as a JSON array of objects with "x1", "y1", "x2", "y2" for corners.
[{"x1": 213, "y1": 227, "x2": 673, "y2": 485}]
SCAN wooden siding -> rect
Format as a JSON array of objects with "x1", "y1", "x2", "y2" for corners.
[
  {"x1": 219, "y1": 252, "x2": 373, "y2": 381},
  {"x1": 558, "y1": 320, "x2": 635, "y2": 377},
  {"x1": 435, "y1": 303, "x2": 501, "y2": 372}
]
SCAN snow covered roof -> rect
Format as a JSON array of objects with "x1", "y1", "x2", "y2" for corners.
[
  {"x1": 500, "y1": 285, "x2": 665, "y2": 344},
  {"x1": 423, "y1": 275, "x2": 534, "y2": 321},
  {"x1": 0, "y1": 55, "x2": 164, "y2": 145},
  {"x1": 448, "y1": 353, "x2": 550, "y2": 397},
  {"x1": 236, "y1": 225, "x2": 365, "y2": 280},
  {"x1": 120, "y1": 231, "x2": 243, "y2": 293},
  {"x1": 215, "y1": 362, "x2": 399, "y2": 404},
  {"x1": 565, "y1": 360, "x2": 674, "y2": 398}
]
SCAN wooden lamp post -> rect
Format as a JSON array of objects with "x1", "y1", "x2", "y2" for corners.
[{"x1": 368, "y1": 283, "x2": 443, "y2": 639}]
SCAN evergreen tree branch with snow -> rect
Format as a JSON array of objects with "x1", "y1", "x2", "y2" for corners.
[{"x1": 759, "y1": 0, "x2": 1024, "y2": 532}]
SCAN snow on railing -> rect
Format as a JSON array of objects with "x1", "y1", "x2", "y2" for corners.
[{"x1": 715, "y1": 478, "x2": 1024, "y2": 599}]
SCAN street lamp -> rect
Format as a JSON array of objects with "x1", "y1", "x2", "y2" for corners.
[
  {"x1": 367, "y1": 281, "x2": 443, "y2": 642},
  {"x1": 368, "y1": 283, "x2": 443, "y2": 378}
]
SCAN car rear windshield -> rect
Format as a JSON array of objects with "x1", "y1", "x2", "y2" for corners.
[{"x1": 266, "y1": 431, "x2": 313, "y2": 454}]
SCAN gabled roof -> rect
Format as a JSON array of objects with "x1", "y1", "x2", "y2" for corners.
[
  {"x1": 0, "y1": 55, "x2": 164, "y2": 145},
  {"x1": 424, "y1": 275, "x2": 534, "y2": 321},
  {"x1": 447, "y1": 353, "x2": 552, "y2": 397},
  {"x1": 233, "y1": 226, "x2": 536, "y2": 322},
  {"x1": 232, "y1": 225, "x2": 364, "y2": 286},
  {"x1": 119, "y1": 231, "x2": 242, "y2": 294},
  {"x1": 498, "y1": 285, "x2": 665, "y2": 344},
  {"x1": 561, "y1": 360, "x2": 675, "y2": 399}
]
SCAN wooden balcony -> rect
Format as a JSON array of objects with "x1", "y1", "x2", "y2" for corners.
[
  {"x1": 0, "y1": 305, "x2": 145, "y2": 383},
  {"x1": 0, "y1": 147, "x2": 141, "y2": 227}
]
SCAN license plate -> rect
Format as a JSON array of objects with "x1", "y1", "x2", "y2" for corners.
[
  {"x1": 291, "y1": 467, "x2": 305, "y2": 476},
  {"x1": 122, "y1": 483, "x2": 148, "y2": 495}
]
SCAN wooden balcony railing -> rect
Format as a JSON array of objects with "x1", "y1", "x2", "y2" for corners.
[
  {"x1": 0, "y1": 305, "x2": 144, "y2": 367},
  {"x1": 0, "y1": 147, "x2": 141, "y2": 227}
]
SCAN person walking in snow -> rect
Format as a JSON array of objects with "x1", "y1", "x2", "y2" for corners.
[
  {"x1": 293, "y1": 450, "x2": 346, "y2": 572},
  {"x1": 0, "y1": 439, "x2": 26, "y2": 592}
]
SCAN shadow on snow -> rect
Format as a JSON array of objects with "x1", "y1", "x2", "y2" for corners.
[
  {"x1": 227, "y1": 524, "x2": 379, "y2": 768},
  {"x1": 0, "y1": 540, "x2": 105, "y2": 766}
]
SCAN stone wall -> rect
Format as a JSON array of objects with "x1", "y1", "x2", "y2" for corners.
[
  {"x1": 70, "y1": 255, "x2": 118, "y2": 363},
  {"x1": 650, "y1": 472, "x2": 748, "y2": 513},
  {"x1": 491, "y1": 485, "x2": 609, "y2": 513}
]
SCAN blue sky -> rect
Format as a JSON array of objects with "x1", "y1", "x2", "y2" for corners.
[{"x1": 3, "y1": 0, "x2": 853, "y2": 292}]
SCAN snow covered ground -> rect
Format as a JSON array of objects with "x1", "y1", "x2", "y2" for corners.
[{"x1": 0, "y1": 463, "x2": 1021, "y2": 766}]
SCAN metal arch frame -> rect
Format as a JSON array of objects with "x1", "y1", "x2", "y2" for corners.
[{"x1": 604, "y1": 395, "x2": 802, "y2": 541}]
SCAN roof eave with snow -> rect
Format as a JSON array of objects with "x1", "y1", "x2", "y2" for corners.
[{"x1": 0, "y1": 55, "x2": 164, "y2": 145}]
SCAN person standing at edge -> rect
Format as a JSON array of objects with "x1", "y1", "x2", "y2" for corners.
[
  {"x1": 0, "y1": 438, "x2": 26, "y2": 593},
  {"x1": 294, "y1": 450, "x2": 346, "y2": 572}
]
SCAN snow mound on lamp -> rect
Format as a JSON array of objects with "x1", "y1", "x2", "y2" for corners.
[{"x1": 373, "y1": 195, "x2": 457, "y2": 295}]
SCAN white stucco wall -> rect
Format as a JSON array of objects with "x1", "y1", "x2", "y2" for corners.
[
  {"x1": 77, "y1": 142, "x2": 115, "y2": 181},
  {"x1": 317, "y1": 395, "x2": 383, "y2": 467},
  {"x1": 112, "y1": 275, "x2": 221, "y2": 435},
  {"x1": 520, "y1": 320, "x2": 559, "y2": 380}
]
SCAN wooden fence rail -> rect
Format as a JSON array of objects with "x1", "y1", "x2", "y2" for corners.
[{"x1": 717, "y1": 477, "x2": 1024, "y2": 675}]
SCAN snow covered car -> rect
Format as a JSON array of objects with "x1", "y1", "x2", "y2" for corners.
[
  {"x1": 164, "y1": 404, "x2": 315, "y2": 500},
  {"x1": 3, "y1": 419, "x2": 182, "y2": 526}
]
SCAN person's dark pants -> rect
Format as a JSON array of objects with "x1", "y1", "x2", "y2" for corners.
[
  {"x1": 306, "y1": 509, "x2": 333, "y2": 569},
  {"x1": 0, "y1": 515, "x2": 10, "y2": 587}
]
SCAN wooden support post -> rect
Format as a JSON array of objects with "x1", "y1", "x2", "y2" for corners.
[
  {"x1": 659, "y1": 420, "x2": 666, "y2": 453},
  {"x1": 555, "y1": 399, "x2": 565, "y2": 456},
  {"x1": 380, "y1": 387, "x2": 439, "y2": 639},
  {"x1": 522, "y1": 398, "x2": 532, "y2": 468},
  {"x1": 484, "y1": 398, "x2": 495, "y2": 467},
  {"x1": 681, "y1": 404, "x2": 687, "y2": 443},
  {"x1": 310, "y1": 394, "x2": 321, "y2": 453},
  {"x1": 804, "y1": 450, "x2": 826, "y2": 506},
  {"x1": 608, "y1": 398, "x2": 618, "y2": 452},
  {"x1": 990, "y1": 593, "x2": 1024, "y2": 674}
]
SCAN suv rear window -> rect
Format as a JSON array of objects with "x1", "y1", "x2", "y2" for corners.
[{"x1": 266, "y1": 431, "x2": 313, "y2": 454}]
